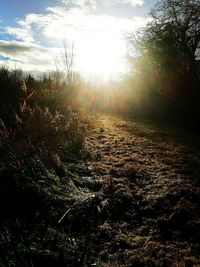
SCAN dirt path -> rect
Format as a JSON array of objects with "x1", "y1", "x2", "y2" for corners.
[{"x1": 85, "y1": 113, "x2": 200, "y2": 266}]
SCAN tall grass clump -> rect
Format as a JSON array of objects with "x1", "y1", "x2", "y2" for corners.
[{"x1": 0, "y1": 66, "x2": 90, "y2": 266}]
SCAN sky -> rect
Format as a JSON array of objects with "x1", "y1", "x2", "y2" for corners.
[{"x1": 0, "y1": 0, "x2": 157, "y2": 80}]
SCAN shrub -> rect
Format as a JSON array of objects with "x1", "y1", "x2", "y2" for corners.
[{"x1": 0, "y1": 70, "x2": 87, "y2": 208}]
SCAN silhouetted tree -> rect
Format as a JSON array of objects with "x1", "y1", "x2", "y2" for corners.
[
  {"x1": 126, "y1": 0, "x2": 200, "y2": 125},
  {"x1": 128, "y1": 0, "x2": 200, "y2": 94}
]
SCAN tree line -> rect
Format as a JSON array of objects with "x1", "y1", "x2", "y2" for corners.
[{"x1": 125, "y1": 0, "x2": 200, "y2": 127}]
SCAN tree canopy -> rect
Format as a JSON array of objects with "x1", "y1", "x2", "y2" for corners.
[
  {"x1": 128, "y1": 0, "x2": 200, "y2": 93},
  {"x1": 126, "y1": 0, "x2": 200, "y2": 124}
]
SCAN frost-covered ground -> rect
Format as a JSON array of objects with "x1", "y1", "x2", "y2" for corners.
[
  {"x1": 2, "y1": 113, "x2": 199, "y2": 266},
  {"x1": 85, "y1": 113, "x2": 200, "y2": 266}
]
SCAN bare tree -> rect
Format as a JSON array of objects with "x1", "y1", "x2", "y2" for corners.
[{"x1": 56, "y1": 39, "x2": 75, "y2": 87}]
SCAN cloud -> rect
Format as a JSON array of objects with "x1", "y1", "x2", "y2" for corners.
[
  {"x1": 1, "y1": 0, "x2": 148, "y2": 75},
  {"x1": 119, "y1": 0, "x2": 144, "y2": 6},
  {"x1": 5, "y1": 5, "x2": 147, "y2": 44},
  {"x1": 5, "y1": 13, "x2": 52, "y2": 43},
  {"x1": 0, "y1": 40, "x2": 58, "y2": 71},
  {"x1": 60, "y1": 0, "x2": 144, "y2": 10},
  {"x1": 6, "y1": 26, "x2": 35, "y2": 43}
]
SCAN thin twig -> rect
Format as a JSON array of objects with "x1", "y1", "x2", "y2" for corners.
[
  {"x1": 58, "y1": 208, "x2": 72, "y2": 224},
  {"x1": 58, "y1": 194, "x2": 95, "y2": 224},
  {"x1": 143, "y1": 235, "x2": 152, "y2": 247}
]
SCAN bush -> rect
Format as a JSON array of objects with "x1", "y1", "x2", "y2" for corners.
[
  {"x1": 0, "y1": 67, "x2": 26, "y2": 127},
  {"x1": 0, "y1": 67, "x2": 90, "y2": 266}
]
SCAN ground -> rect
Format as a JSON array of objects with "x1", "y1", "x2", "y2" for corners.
[{"x1": 76, "y1": 113, "x2": 200, "y2": 266}]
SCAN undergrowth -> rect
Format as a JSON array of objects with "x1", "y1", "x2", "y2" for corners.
[{"x1": 0, "y1": 67, "x2": 92, "y2": 266}]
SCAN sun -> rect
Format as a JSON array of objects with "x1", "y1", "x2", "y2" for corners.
[{"x1": 76, "y1": 32, "x2": 126, "y2": 79}]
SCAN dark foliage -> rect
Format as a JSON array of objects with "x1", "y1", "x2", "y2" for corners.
[
  {"x1": 0, "y1": 67, "x2": 91, "y2": 266},
  {"x1": 126, "y1": 0, "x2": 200, "y2": 128}
]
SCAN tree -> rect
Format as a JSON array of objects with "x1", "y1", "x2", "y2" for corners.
[
  {"x1": 128, "y1": 0, "x2": 200, "y2": 94},
  {"x1": 126, "y1": 0, "x2": 200, "y2": 124},
  {"x1": 56, "y1": 40, "x2": 76, "y2": 87}
]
